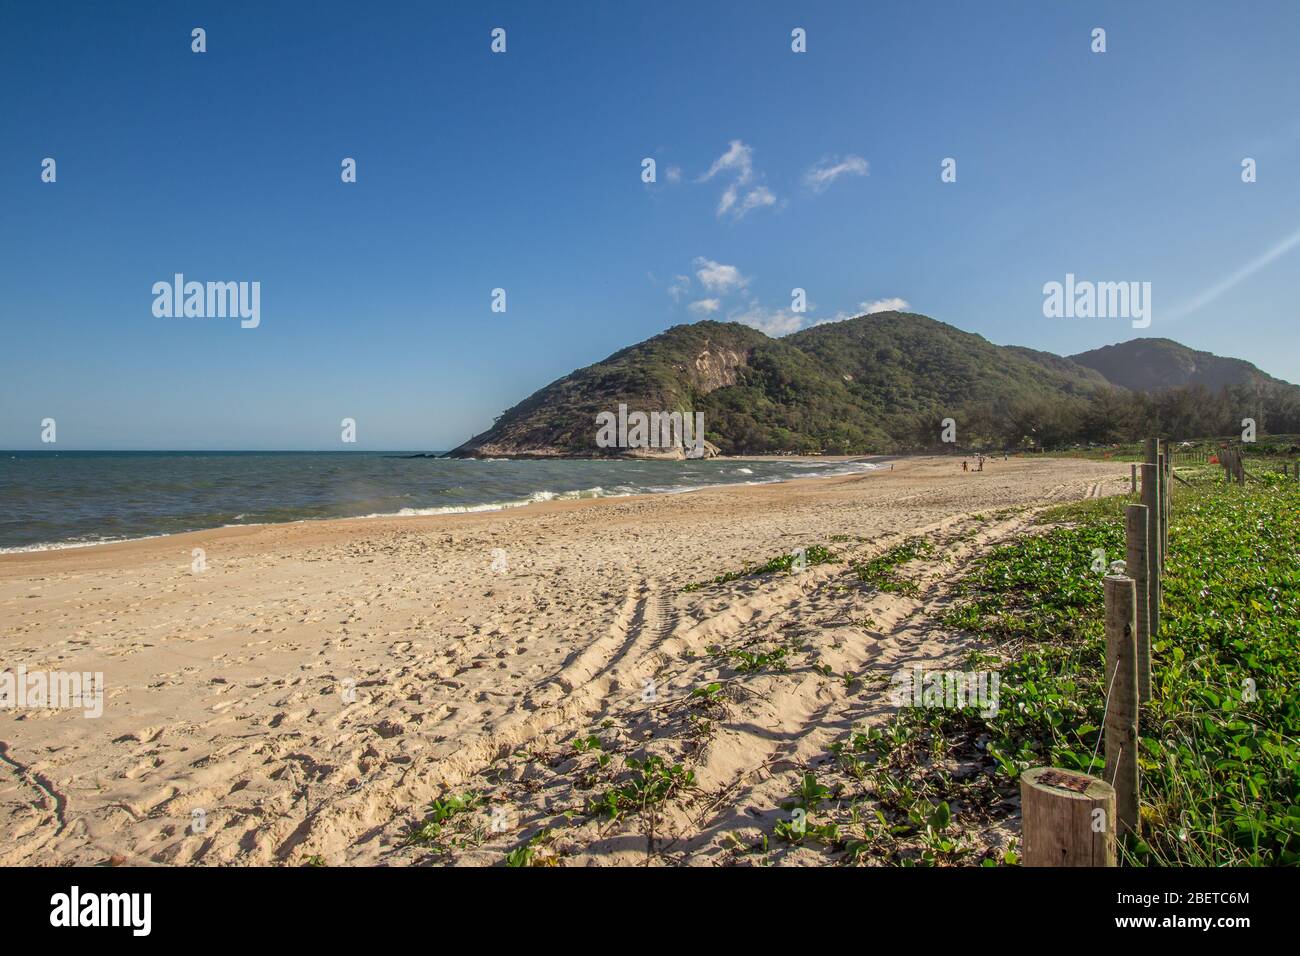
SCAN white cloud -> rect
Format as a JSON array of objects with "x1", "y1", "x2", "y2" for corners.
[
  {"x1": 730, "y1": 300, "x2": 805, "y2": 337},
  {"x1": 860, "y1": 297, "x2": 909, "y2": 314},
  {"x1": 804, "y1": 155, "x2": 869, "y2": 194},
  {"x1": 699, "y1": 140, "x2": 754, "y2": 184},
  {"x1": 693, "y1": 257, "x2": 749, "y2": 294},
  {"x1": 667, "y1": 274, "x2": 691, "y2": 302},
  {"x1": 815, "y1": 298, "x2": 911, "y2": 326},
  {"x1": 717, "y1": 182, "x2": 739, "y2": 217},
  {"x1": 688, "y1": 298, "x2": 721, "y2": 315},
  {"x1": 734, "y1": 185, "x2": 776, "y2": 217},
  {"x1": 665, "y1": 165, "x2": 683, "y2": 184},
  {"x1": 700, "y1": 140, "x2": 777, "y2": 221}
]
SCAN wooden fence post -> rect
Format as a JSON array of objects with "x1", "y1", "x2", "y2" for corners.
[
  {"x1": 1170, "y1": 452, "x2": 1180, "y2": 556},
  {"x1": 1130, "y1": 463, "x2": 1137, "y2": 495},
  {"x1": 1104, "y1": 573, "x2": 1139, "y2": 837},
  {"x1": 1149, "y1": 439, "x2": 1159, "y2": 556},
  {"x1": 1143, "y1": 445, "x2": 1162, "y2": 637},
  {"x1": 1020, "y1": 768, "x2": 1117, "y2": 866},
  {"x1": 1126, "y1": 503, "x2": 1151, "y2": 702},
  {"x1": 1157, "y1": 450, "x2": 1167, "y2": 568}
]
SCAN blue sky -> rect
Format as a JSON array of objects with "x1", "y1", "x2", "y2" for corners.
[{"x1": 2, "y1": 0, "x2": 1298, "y2": 450}]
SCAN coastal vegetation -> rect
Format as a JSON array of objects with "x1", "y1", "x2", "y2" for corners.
[
  {"x1": 802, "y1": 472, "x2": 1299, "y2": 865},
  {"x1": 452, "y1": 312, "x2": 1300, "y2": 457}
]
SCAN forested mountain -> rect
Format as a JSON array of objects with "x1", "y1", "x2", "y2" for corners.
[
  {"x1": 1069, "y1": 338, "x2": 1292, "y2": 392},
  {"x1": 449, "y1": 313, "x2": 1300, "y2": 457}
]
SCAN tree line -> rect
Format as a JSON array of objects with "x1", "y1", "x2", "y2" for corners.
[{"x1": 899, "y1": 383, "x2": 1300, "y2": 452}]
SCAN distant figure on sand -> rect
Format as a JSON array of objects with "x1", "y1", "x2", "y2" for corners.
[{"x1": 962, "y1": 460, "x2": 968, "y2": 472}]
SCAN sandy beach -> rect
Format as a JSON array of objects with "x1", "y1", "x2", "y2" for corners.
[{"x1": 0, "y1": 455, "x2": 1127, "y2": 866}]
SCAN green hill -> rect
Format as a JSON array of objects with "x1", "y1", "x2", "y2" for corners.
[
  {"x1": 449, "y1": 313, "x2": 1300, "y2": 457},
  {"x1": 1069, "y1": 338, "x2": 1291, "y2": 392}
]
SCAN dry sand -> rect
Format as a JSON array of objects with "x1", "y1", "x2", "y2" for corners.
[{"x1": 0, "y1": 455, "x2": 1127, "y2": 866}]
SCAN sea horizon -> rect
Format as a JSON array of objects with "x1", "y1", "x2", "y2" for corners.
[{"x1": 0, "y1": 449, "x2": 887, "y2": 553}]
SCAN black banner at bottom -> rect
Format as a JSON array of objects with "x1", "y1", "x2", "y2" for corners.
[{"x1": 0, "y1": 864, "x2": 1277, "y2": 939}]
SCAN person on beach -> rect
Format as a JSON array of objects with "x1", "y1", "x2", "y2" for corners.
[{"x1": 962, "y1": 460, "x2": 968, "y2": 472}]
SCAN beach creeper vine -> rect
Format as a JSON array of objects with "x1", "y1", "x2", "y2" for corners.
[{"x1": 889, "y1": 666, "x2": 1000, "y2": 718}]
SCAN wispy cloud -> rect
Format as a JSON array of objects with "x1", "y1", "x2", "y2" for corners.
[
  {"x1": 688, "y1": 298, "x2": 721, "y2": 315},
  {"x1": 1165, "y1": 225, "x2": 1300, "y2": 321},
  {"x1": 717, "y1": 183, "x2": 777, "y2": 220},
  {"x1": 804, "y1": 154, "x2": 869, "y2": 194},
  {"x1": 699, "y1": 140, "x2": 754, "y2": 184},
  {"x1": 667, "y1": 274, "x2": 691, "y2": 302},
  {"x1": 700, "y1": 140, "x2": 778, "y2": 220}
]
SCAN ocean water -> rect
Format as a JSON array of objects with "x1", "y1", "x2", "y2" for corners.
[{"x1": 0, "y1": 451, "x2": 885, "y2": 552}]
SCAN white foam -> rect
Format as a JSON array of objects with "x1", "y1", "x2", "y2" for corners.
[{"x1": 4, "y1": 461, "x2": 888, "y2": 552}]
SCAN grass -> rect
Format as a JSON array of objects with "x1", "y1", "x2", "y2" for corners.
[{"x1": 873, "y1": 476, "x2": 1299, "y2": 865}]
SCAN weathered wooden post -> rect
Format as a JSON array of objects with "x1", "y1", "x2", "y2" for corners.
[
  {"x1": 1126, "y1": 502, "x2": 1151, "y2": 702},
  {"x1": 1020, "y1": 767, "x2": 1117, "y2": 866},
  {"x1": 1170, "y1": 452, "x2": 1180, "y2": 556},
  {"x1": 1130, "y1": 463, "x2": 1137, "y2": 495},
  {"x1": 1157, "y1": 450, "x2": 1168, "y2": 564},
  {"x1": 1170, "y1": 450, "x2": 1180, "y2": 556},
  {"x1": 1142, "y1": 463, "x2": 1161, "y2": 645},
  {"x1": 1104, "y1": 573, "x2": 1140, "y2": 837}
]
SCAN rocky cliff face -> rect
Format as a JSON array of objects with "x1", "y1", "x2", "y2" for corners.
[
  {"x1": 683, "y1": 346, "x2": 747, "y2": 394},
  {"x1": 448, "y1": 322, "x2": 768, "y2": 458}
]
